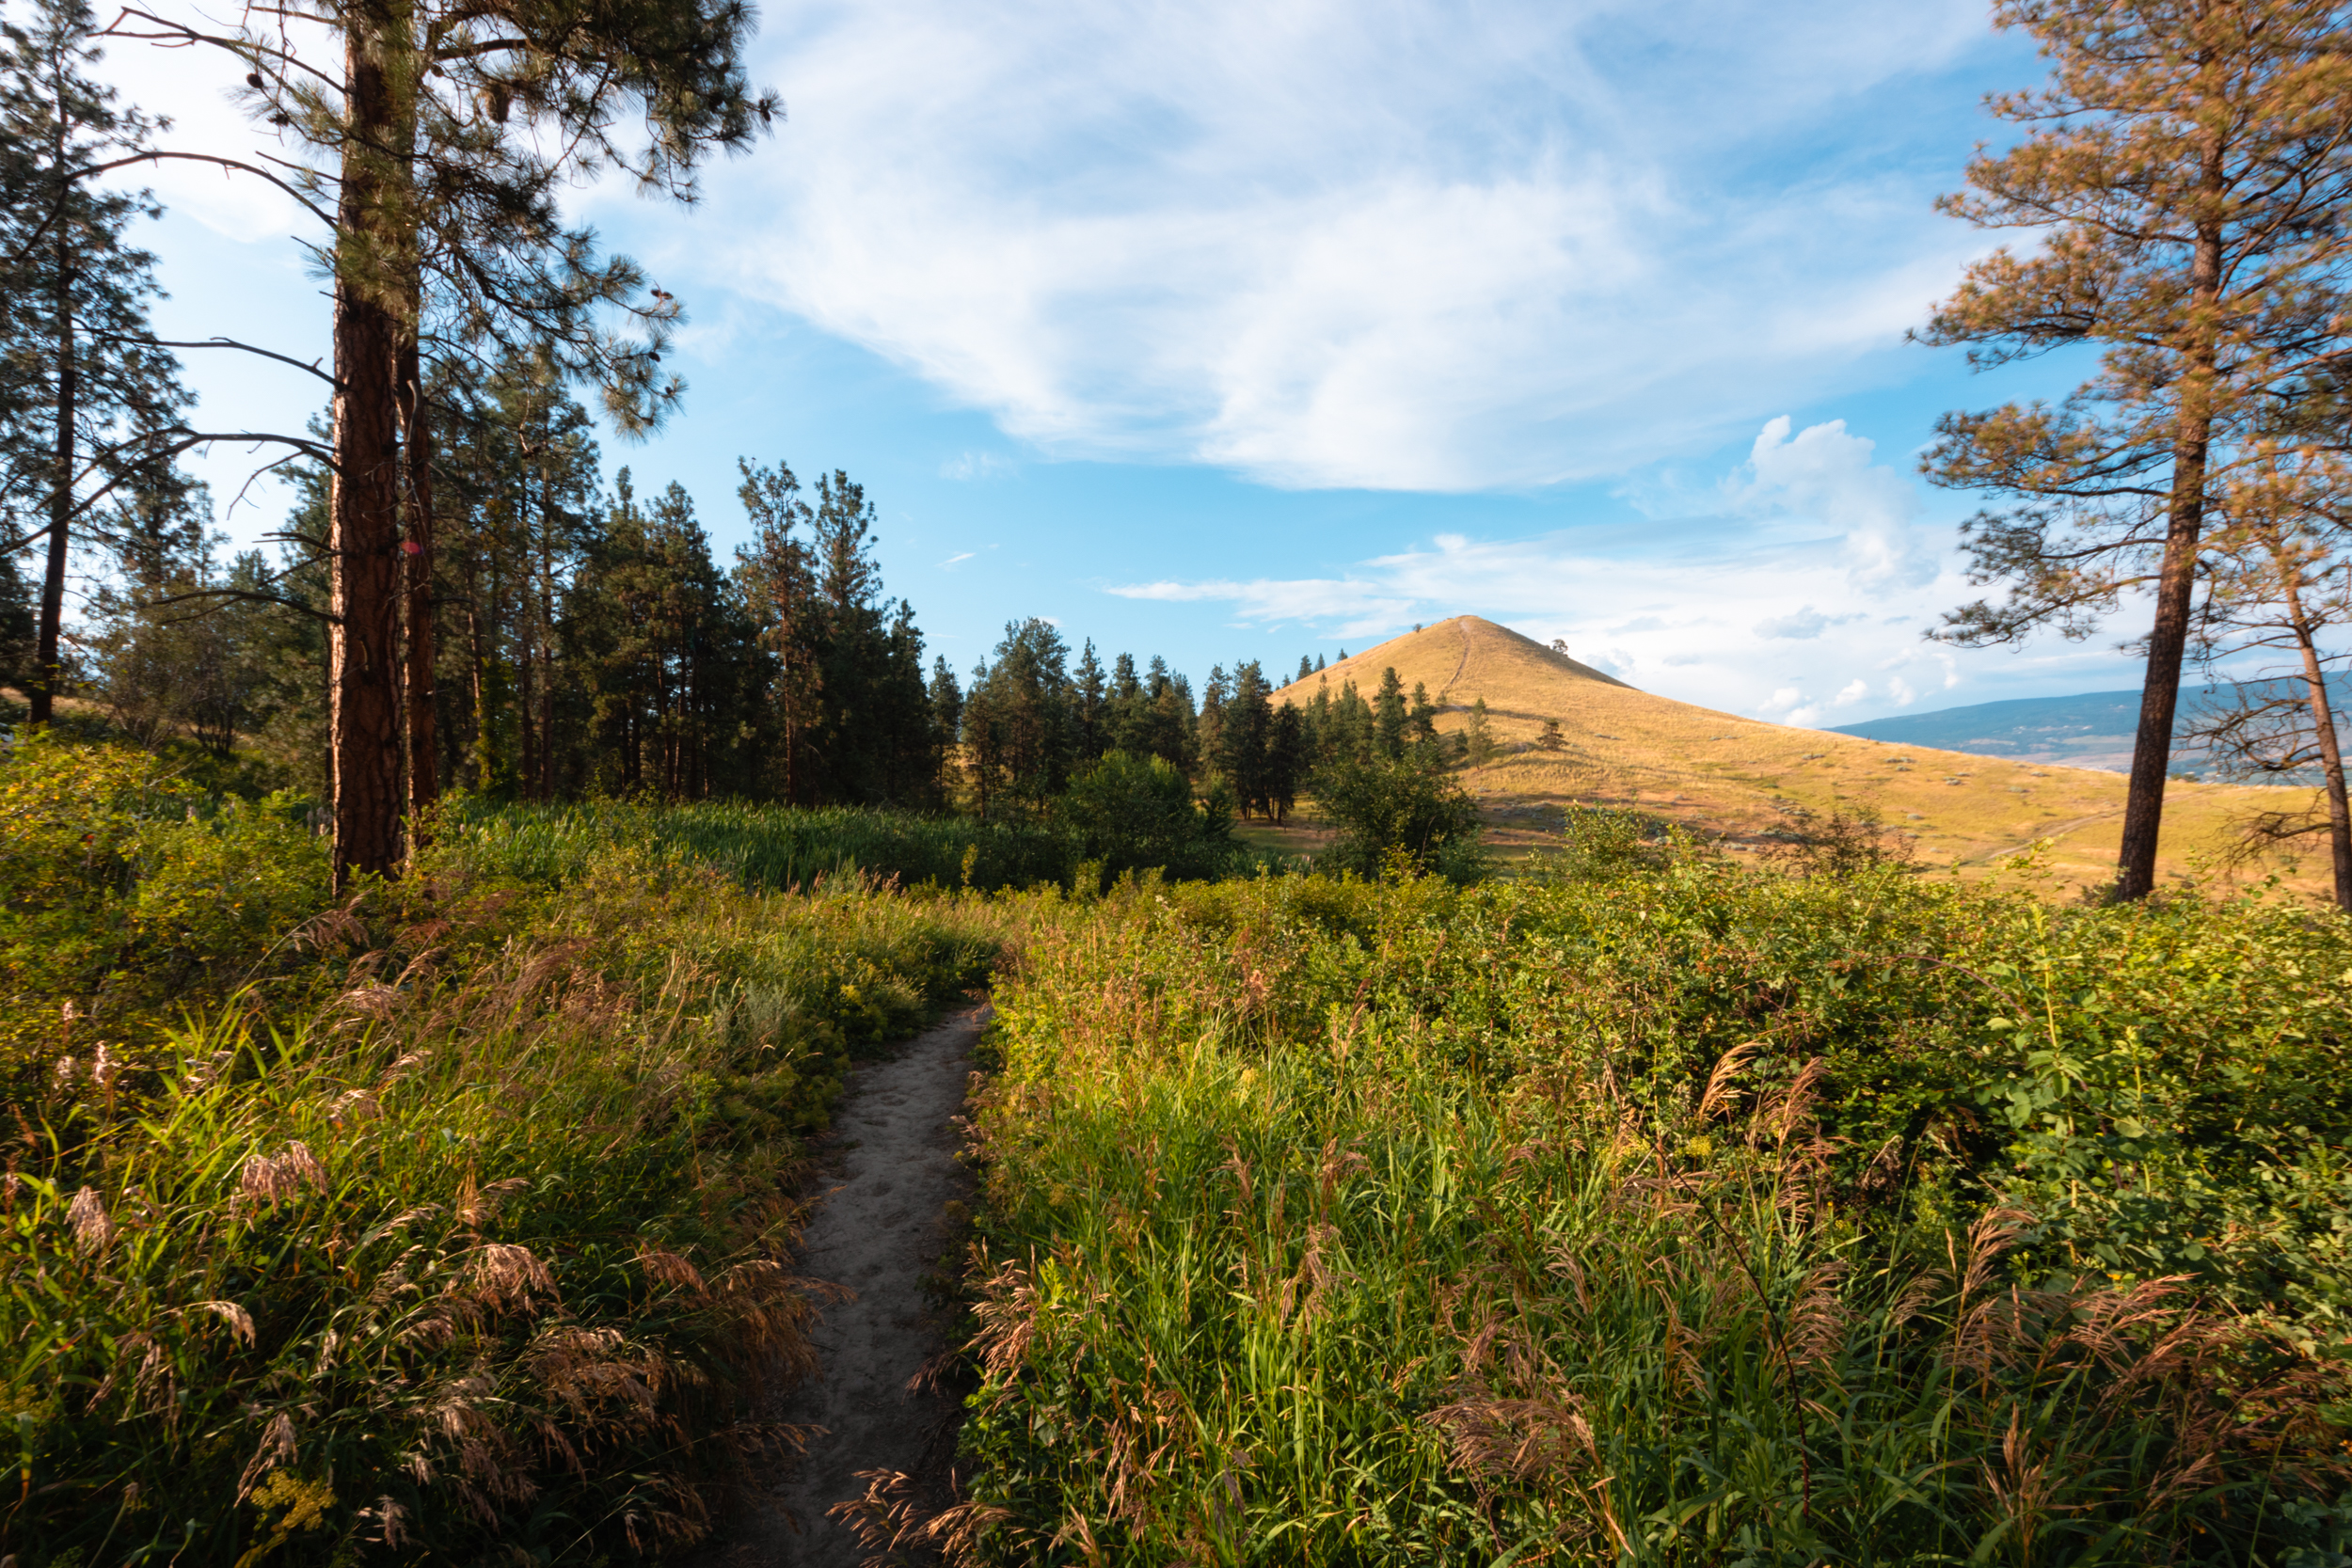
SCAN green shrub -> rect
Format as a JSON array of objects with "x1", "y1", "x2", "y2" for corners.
[
  {"x1": 949, "y1": 861, "x2": 2352, "y2": 1562},
  {"x1": 0, "y1": 732, "x2": 330, "y2": 1093},
  {"x1": 1311, "y1": 754, "x2": 1486, "y2": 881},
  {"x1": 1055, "y1": 750, "x2": 1242, "y2": 885}
]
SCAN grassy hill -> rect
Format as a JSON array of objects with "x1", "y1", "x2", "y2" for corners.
[{"x1": 1272, "y1": 615, "x2": 2331, "y2": 898}]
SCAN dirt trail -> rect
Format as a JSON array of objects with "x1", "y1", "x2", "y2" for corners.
[{"x1": 717, "y1": 1002, "x2": 988, "y2": 1567}]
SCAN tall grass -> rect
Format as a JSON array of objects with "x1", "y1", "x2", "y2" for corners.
[
  {"x1": 2, "y1": 746, "x2": 1014, "y2": 1563},
  {"x1": 935, "y1": 861, "x2": 2352, "y2": 1563},
  {"x1": 441, "y1": 795, "x2": 1092, "y2": 895}
]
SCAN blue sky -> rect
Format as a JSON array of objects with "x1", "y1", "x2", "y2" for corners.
[{"x1": 95, "y1": 0, "x2": 2146, "y2": 725}]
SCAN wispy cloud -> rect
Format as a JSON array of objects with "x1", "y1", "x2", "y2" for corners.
[
  {"x1": 939, "y1": 550, "x2": 977, "y2": 568},
  {"x1": 941, "y1": 451, "x2": 1016, "y2": 481},
  {"x1": 639, "y1": 0, "x2": 1998, "y2": 491}
]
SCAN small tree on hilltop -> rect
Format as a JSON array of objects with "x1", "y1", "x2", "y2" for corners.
[{"x1": 1374, "y1": 666, "x2": 1407, "y2": 759}]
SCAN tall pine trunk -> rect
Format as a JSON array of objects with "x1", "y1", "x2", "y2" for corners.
[
  {"x1": 2114, "y1": 203, "x2": 2222, "y2": 902},
  {"x1": 327, "y1": 2, "x2": 406, "y2": 887},
  {"x1": 535, "y1": 473, "x2": 554, "y2": 800},
  {"x1": 31, "y1": 51, "x2": 72, "y2": 729},
  {"x1": 399, "y1": 334, "x2": 437, "y2": 830}
]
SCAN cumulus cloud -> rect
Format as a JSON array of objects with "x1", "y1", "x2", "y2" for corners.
[
  {"x1": 1728, "y1": 416, "x2": 1934, "y2": 586},
  {"x1": 1102, "y1": 416, "x2": 2032, "y2": 721}
]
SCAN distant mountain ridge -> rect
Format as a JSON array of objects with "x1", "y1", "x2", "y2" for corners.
[{"x1": 1828, "y1": 679, "x2": 2352, "y2": 772}]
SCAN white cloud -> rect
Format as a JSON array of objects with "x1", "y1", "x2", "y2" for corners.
[
  {"x1": 942, "y1": 451, "x2": 1015, "y2": 481},
  {"x1": 1756, "y1": 606, "x2": 1835, "y2": 640},
  {"x1": 1729, "y1": 416, "x2": 1933, "y2": 586},
  {"x1": 1103, "y1": 416, "x2": 2024, "y2": 720},
  {"x1": 939, "y1": 551, "x2": 977, "y2": 567},
  {"x1": 613, "y1": 0, "x2": 1995, "y2": 491}
]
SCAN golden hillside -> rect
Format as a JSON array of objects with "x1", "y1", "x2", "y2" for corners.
[{"x1": 1275, "y1": 615, "x2": 2328, "y2": 898}]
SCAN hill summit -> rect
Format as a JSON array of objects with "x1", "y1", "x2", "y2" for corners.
[{"x1": 1269, "y1": 615, "x2": 2309, "y2": 899}]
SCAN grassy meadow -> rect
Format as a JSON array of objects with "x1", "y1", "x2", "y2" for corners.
[
  {"x1": 9, "y1": 731, "x2": 2352, "y2": 1564},
  {"x1": 950, "y1": 831, "x2": 2352, "y2": 1563},
  {"x1": 1, "y1": 736, "x2": 1011, "y2": 1564}
]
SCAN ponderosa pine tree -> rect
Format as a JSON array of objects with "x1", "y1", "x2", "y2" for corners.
[
  {"x1": 107, "y1": 0, "x2": 773, "y2": 883},
  {"x1": 965, "y1": 618, "x2": 1073, "y2": 816},
  {"x1": 0, "y1": 0, "x2": 188, "y2": 727},
  {"x1": 565, "y1": 472, "x2": 760, "y2": 798},
  {"x1": 1464, "y1": 696, "x2": 1497, "y2": 766},
  {"x1": 1073, "y1": 639, "x2": 1106, "y2": 761},
  {"x1": 1219, "y1": 660, "x2": 1273, "y2": 817},
  {"x1": 1374, "y1": 667, "x2": 1408, "y2": 759},
  {"x1": 1918, "y1": 0, "x2": 2352, "y2": 901},
  {"x1": 1266, "y1": 702, "x2": 1306, "y2": 823},
  {"x1": 0, "y1": 548, "x2": 33, "y2": 689},
  {"x1": 734, "y1": 457, "x2": 819, "y2": 801}
]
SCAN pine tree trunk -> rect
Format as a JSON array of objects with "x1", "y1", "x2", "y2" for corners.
[
  {"x1": 2115, "y1": 209, "x2": 2222, "y2": 903},
  {"x1": 465, "y1": 582, "x2": 486, "y2": 790},
  {"x1": 2287, "y1": 586, "x2": 2352, "y2": 911},
  {"x1": 32, "y1": 55, "x2": 72, "y2": 730},
  {"x1": 399, "y1": 334, "x2": 437, "y2": 832},
  {"x1": 328, "y1": 3, "x2": 406, "y2": 887},
  {"x1": 536, "y1": 491, "x2": 554, "y2": 800}
]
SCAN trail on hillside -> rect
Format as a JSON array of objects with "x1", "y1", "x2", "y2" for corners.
[
  {"x1": 714, "y1": 1003, "x2": 988, "y2": 1567},
  {"x1": 1438, "y1": 618, "x2": 1472, "y2": 708}
]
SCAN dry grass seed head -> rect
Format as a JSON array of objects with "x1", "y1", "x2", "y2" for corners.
[
  {"x1": 468, "y1": 1242, "x2": 556, "y2": 1312},
  {"x1": 455, "y1": 1175, "x2": 532, "y2": 1228},
  {"x1": 238, "y1": 1142, "x2": 327, "y2": 1212},
  {"x1": 1696, "y1": 1040, "x2": 1760, "y2": 1121},
  {"x1": 197, "y1": 1299, "x2": 256, "y2": 1345},
  {"x1": 67, "y1": 1185, "x2": 112, "y2": 1252},
  {"x1": 235, "y1": 1411, "x2": 297, "y2": 1501},
  {"x1": 967, "y1": 1254, "x2": 1040, "y2": 1385}
]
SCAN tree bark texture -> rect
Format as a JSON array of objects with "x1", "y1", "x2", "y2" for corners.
[
  {"x1": 328, "y1": 5, "x2": 406, "y2": 888},
  {"x1": 2289, "y1": 594, "x2": 2352, "y2": 911},
  {"x1": 32, "y1": 57, "x2": 73, "y2": 729},
  {"x1": 400, "y1": 334, "x2": 437, "y2": 831}
]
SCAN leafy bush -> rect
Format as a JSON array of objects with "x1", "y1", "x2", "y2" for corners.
[
  {"x1": 0, "y1": 731, "x2": 330, "y2": 1093},
  {"x1": 946, "y1": 858, "x2": 2352, "y2": 1562},
  {"x1": 1055, "y1": 750, "x2": 1241, "y2": 884},
  {"x1": 1311, "y1": 753, "x2": 1486, "y2": 881}
]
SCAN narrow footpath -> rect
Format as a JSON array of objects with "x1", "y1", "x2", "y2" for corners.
[{"x1": 718, "y1": 1002, "x2": 990, "y2": 1567}]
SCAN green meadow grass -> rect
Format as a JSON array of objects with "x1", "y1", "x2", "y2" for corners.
[
  {"x1": 1, "y1": 740, "x2": 1014, "y2": 1565},
  {"x1": 439, "y1": 794, "x2": 1088, "y2": 895},
  {"x1": 950, "y1": 854, "x2": 2352, "y2": 1564}
]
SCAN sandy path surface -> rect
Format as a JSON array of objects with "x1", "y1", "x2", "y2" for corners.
[{"x1": 716, "y1": 1002, "x2": 988, "y2": 1567}]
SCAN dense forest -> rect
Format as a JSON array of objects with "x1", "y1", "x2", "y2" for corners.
[{"x1": 0, "y1": 0, "x2": 1477, "y2": 850}]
